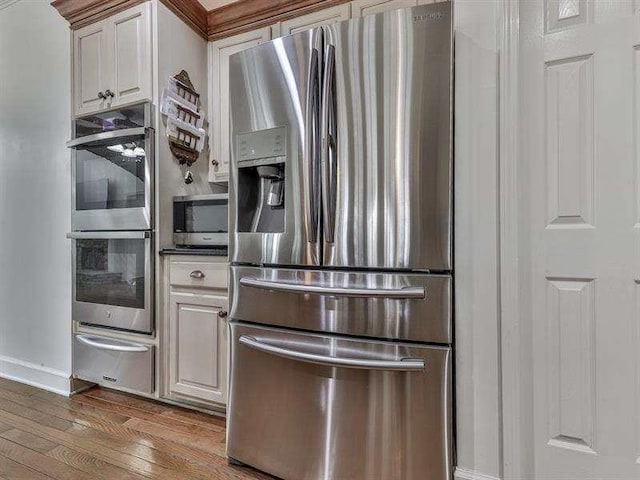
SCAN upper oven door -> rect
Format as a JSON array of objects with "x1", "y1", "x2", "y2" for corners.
[
  {"x1": 68, "y1": 103, "x2": 154, "y2": 231},
  {"x1": 68, "y1": 231, "x2": 153, "y2": 334}
]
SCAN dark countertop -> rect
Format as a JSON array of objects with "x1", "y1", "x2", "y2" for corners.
[{"x1": 159, "y1": 247, "x2": 228, "y2": 257}]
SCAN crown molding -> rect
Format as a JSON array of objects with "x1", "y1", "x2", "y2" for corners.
[
  {"x1": 206, "y1": 0, "x2": 350, "y2": 40},
  {"x1": 51, "y1": 0, "x2": 207, "y2": 39}
]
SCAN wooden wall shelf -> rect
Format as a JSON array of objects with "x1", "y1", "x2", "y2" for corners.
[{"x1": 51, "y1": 0, "x2": 352, "y2": 41}]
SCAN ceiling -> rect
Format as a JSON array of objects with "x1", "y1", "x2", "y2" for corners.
[{"x1": 198, "y1": 0, "x2": 239, "y2": 11}]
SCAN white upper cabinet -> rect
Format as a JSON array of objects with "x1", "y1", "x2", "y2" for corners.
[
  {"x1": 276, "y1": 4, "x2": 351, "y2": 36},
  {"x1": 73, "y1": 2, "x2": 152, "y2": 117},
  {"x1": 208, "y1": 27, "x2": 271, "y2": 184}
]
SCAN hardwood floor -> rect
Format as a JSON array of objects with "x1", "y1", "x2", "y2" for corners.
[{"x1": 0, "y1": 377, "x2": 272, "y2": 480}]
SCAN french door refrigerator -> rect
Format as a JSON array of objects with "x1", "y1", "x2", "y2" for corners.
[{"x1": 227, "y1": 3, "x2": 453, "y2": 480}]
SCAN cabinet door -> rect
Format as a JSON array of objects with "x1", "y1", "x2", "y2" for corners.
[
  {"x1": 73, "y1": 22, "x2": 109, "y2": 117},
  {"x1": 208, "y1": 27, "x2": 271, "y2": 184},
  {"x1": 109, "y1": 2, "x2": 152, "y2": 108},
  {"x1": 351, "y1": 0, "x2": 418, "y2": 17},
  {"x1": 277, "y1": 4, "x2": 351, "y2": 36},
  {"x1": 169, "y1": 295, "x2": 228, "y2": 405}
]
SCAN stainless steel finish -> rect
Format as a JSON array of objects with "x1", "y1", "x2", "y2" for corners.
[
  {"x1": 173, "y1": 193, "x2": 229, "y2": 202},
  {"x1": 239, "y1": 276, "x2": 425, "y2": 299},
  {"x1": 76, "y1": 334, "x2": 150, "y2": 352},
  {"x1": 74, "y1": 334, "x2": 154, "y2": 394},
  {"x1": 229, "y1": 28, "x2": 323, "y2": 266},
  {"x1": 239, "y1": 334, "x2": 425, "y2": 370},
  {"x1": 66, "y1": 127, "x2": 147, "y2": 148},
  {"x1": 70, "y1": 231, "x2": 154, "y2": 333},
  {"x1": 189, "y1": 270, "x2": 205, "y2": 279},
  {"x1": 231, "y1": 266, "x2": 451, "y2": 344},
  {"x1": 320, "y1": 42, "x2": 337, "y2": 244},
  {"x1": 173, "y1": 232, "x2": 228, "y2": 247},
  {"x1": 322, "y1": 3, "x2": 453, "y2": 270},
  {"x1": 228, "y1": 323, "x2": 452, "y2": 480},
  {"x1": 304, "y1": 46, "x2": 320, "y2": 248},
  {"x1": 67, "y1": 231, "x2": 150, "y2": 239}
]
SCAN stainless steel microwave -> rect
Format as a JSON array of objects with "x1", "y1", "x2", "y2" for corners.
[
  {"x1": 173, "y1": 194, "x2": 228, "y2": 247},
  {"x1": 67, "y1": 102, "x2": 154, "y2": 231}
]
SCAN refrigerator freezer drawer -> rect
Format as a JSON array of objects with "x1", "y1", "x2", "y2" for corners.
[
  {"x1": 230, "y1": 266, "x2": 452, "y2": 344},
  {"x1": 227, "y1": 322, "x2": 453, "y2": 480},
  {"x1": 73, "y1": 334, "x2": 154, "y2": 394}
]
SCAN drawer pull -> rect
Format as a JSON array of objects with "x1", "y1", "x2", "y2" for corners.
[
  {"x1": 218, "y1": 310, "x2": 228, "y2": 318},
  {"x1": 76, "y1": 335, "x2": 149, "y2": 353},
  {"x1": 190, "y1": 270, "x2": 205, "y2": 279}
]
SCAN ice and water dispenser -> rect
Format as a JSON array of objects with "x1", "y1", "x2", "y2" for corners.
[{"x1": 236, "y1": 126, "x2": 286, "y2": 233}]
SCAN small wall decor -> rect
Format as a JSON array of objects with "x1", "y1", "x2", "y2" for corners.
[{"x1": 160, "y1": 70, "x2": 207, "y2": 182}]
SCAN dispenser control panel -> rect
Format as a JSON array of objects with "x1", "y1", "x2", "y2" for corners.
[{"x1": 237, "y1": 126, "x2": 287, "y2": 164}]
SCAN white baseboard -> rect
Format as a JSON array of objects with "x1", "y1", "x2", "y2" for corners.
[
  {"x1": 455, "y1": 467, "x2": 502, "y2": 480},
  {"x1": 0, "y1": 355, "x2": 71, "y2": 396}
]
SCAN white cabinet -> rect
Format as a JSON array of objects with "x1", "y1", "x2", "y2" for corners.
[
  {"x1": 276, "y1": 4, "x2": 351, "y2": 36},
  {"x1": 163, "y1": 255, "x2": 229, "y2": 408},
  {"x1": 208, "y1": 27, "x2": 271, "y2": 183},
  {"x1": 73, "y1": 2, "x2": 152, "y2": 117},
  {"x1": 169, "y1": 294, "x2": 228, "y2": 405}
]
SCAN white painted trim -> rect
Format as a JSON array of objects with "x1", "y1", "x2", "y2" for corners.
[
  {"x1": 455, "y1": 467, "x2": 502, "y2": 480},
  {"x1": 497, "y1": 0, "x2": 525, "y2": 479},
  {"x1": 0, "y1": 355, "x2": 71, "y2": 396},
  {"x1": 0, "y1": 0, "x2": 20, "y2": 11}
]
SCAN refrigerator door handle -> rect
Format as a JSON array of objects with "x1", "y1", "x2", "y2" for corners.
[
  {"x1": 239, "y1": 335, "x2": 425, "y2": 371},
  {"x1": 239, "y1": 277, "x2": 426, "y2": 299},
  {"x1": 321, "y1": 43, "x2": 337, "y2": 243},
  {"x1": 304, "y1": 46, "x2": 320, "y2": 244}
]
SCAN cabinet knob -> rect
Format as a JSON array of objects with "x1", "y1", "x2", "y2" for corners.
[
  {"x1": 218, "y1": 310, "x2": 228, "y2": 319},
  {"x1": 211, "y1": 159, "x2": 219, "y2": 167},
  {"x1": 189, "y1": 270, "x2": 205, "y2": 279},
  {"x1": 105, "y1": 89, "x2": 114, "y2": 98},
  {"x1": 97, "y1": 91, "x2": 106, "y2": 99}
]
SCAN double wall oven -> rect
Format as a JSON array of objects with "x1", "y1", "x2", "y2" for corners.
[{"x1": 67, "y1": 103, "x2": 155, "y2": 394}]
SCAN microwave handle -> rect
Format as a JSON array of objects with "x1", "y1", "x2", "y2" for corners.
[
  {"x1": 67, "y1": 231, "x2": 150, "y2": 240},
  {"x1": 66, "y1": 127, "x2": 148, "y2": 148}
]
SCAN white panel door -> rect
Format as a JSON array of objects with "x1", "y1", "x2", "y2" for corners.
[
  {"x1": 73, "y1": 22, "x2": 108, "y2": 116},
  {"x1": 351, "y1": 0, "x2": 417, "y2": 17},
  {"x1": 209, "y1": 27, "x2": 271, "y2": 183},
  {"x1": 278, "y1": 4, "x2": 351, "y2": 35},
  {"x1": 169, "y1": 295, "x2": 228, "y2": 405},
  {"x1": 521, "y1": 0, "x2": 640, "y2": 477},
  {"x1": 110, "y1": 2, "x2": 152, "y2": 108}
]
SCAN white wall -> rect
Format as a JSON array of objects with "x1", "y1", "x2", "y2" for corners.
[
  {"x1": 0, "y1": 0, "x2": 72, "y2": 394},
  {"x1": 454, "y1": 1, "x2": 502, "y2": 479}
]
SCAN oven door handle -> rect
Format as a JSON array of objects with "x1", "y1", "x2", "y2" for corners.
[
  {"x1": 66, "y1": 127, "x2": 148, "y2": 148},
  {"x1": 76, "y1": 335, "x2": 150, "y2": 353},
  {"x1": 239, "y1": 277, "x2": 425, "y2": 299},
  {"x1": 239, "y1": 335, "x2": 425, "y2": 371},
  {"x1": 67, "y1": 231, "x2": 150, "y2": 240}
]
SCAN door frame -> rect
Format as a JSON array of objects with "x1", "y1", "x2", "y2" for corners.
[{"x1": 497, "y1": 0, "x2": 527, "y2": 479}]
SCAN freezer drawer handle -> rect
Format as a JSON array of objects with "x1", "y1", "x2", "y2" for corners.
[
  {"x1": 239, "y1": 277, "x2": 425, "y2": 299},
  {"x1": 239, "y1": 335, "x2": 425, "y2": 371},
  {"x1": 76, "y1": 335, "x2": 150, "y2": 353}
]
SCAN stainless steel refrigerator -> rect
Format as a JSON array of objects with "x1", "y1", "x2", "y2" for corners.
[{"x1": 227, "y1": 3, "x2": 453, "y2": 479}]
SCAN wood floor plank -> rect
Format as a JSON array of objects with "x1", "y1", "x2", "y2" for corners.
[
  {"x1": 0, "y1": 455, "x2": 55, "y2": 480},
  {"x1": 0, "y1": 429, "x2": 58, "y2": 454},
  {"x1": 0, "y1": 379, "x2": 270, "y2": 480}
]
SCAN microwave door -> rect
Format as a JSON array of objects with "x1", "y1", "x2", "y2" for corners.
[
  {"x1": 321, "y1": 4, "x2": 453, "y2": 271},
  {"x1": 229, "y1": 28, "x2": 322, "y2": 267}
]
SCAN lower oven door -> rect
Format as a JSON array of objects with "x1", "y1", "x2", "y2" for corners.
[
  {"x1": 227, "y1": 322, "x2": 453, "y2": 480},
  {"x1": 68, "y1": 231, "x2": 153, "y2": 334},
  {"x1": 74, "y1": 334, "x2": 154, "y2": 394}
]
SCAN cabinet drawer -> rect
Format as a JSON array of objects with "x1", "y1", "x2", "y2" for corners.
[
  {"x1": 74, "y1": 334, "x2": 154, "y2": 394},
  {"x1": 169, "y1": 261, "x2": 228, "y2": 289}
]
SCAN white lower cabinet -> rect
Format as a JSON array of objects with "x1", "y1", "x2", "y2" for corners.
[
  {"x1": 163, "y1": 255, "x2": 229, "y2": 408},
  {"x1": 168, "y1": 293, "x2": 227, "y2": 405}
]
